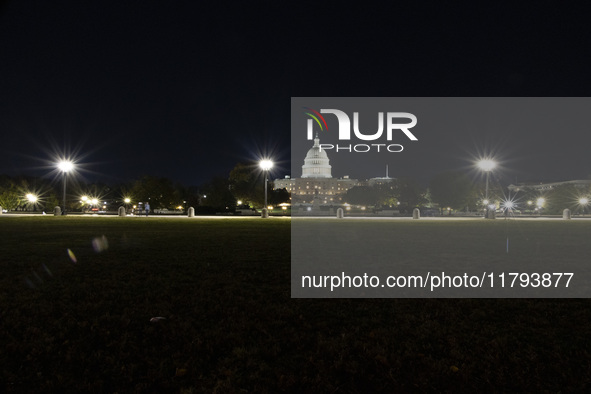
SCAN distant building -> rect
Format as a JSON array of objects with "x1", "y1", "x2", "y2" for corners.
[
  {"x1": 367, "y1": 165, "x2": 396, "y2": 187},
  {"x1": 508, "y1": 179, "x2": 591, "y2": 192},
  {"x1": 273, "y1": 134, "x2": 358, "y2": 204}
]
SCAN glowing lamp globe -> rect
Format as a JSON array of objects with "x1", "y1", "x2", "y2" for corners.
[
  {"x1": 259, "y1": 160, "x2": 273, "y2": 171},
  {"x1": 477, "y1": 159, "x2": 496, "y2": 172},
  {"x1": 58, "y1": 160, "x2": 74, "y2": 172}
]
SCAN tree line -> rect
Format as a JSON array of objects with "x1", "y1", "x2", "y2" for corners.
[
  {"x1": 0, "y1": 162, "x2": 290, "y2": 213},
  {"x1": 343, "y1": 171, "x2": 591, "y2": 215},
  {"x1": 1, "y1": 169, "x2": 588, "y2": 215}
]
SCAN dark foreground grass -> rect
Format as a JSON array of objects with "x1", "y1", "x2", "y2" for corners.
[{"x1": 1, "y1": 216, "x2": 591, "y2": 392}]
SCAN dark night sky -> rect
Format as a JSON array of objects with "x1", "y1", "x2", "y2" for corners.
[{"x1": 1, "y1": 1, "x2": 590, "y2": 186}]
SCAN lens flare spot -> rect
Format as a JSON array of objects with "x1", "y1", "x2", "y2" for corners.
[
  {"x1": 150, "y1": 317, "x2": 166, "y2": 323},
  {"x1": 67, "y1": 248, "x2": 77, "y2": 263},
  {"x1": 92, "y1": 235, "x2": 109, "y2": 253},
  {"x1": 42, "y1": 264, "x2": 53, "y2": 277},
  {"x1": 25, "y1": 277, "x2": 35, "y2": 289},
  {"x1": 33, "y1": 270, "x2": 43, "y2": 284}
]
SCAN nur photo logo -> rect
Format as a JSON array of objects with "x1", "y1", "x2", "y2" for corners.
[{"x1": 303, "y1": 107, "x2": 418, "y2": 153}]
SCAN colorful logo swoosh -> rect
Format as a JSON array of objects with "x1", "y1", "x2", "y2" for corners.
[{"x1": 303, "y1": 107, "x2": 329, "y2": 131}]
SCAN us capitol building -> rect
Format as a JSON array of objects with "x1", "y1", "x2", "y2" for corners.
[{"x1": 273, "y1": 134, "x2": 359, "y2": 204}]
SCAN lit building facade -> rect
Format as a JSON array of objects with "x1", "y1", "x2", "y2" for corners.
[
  {"x1": 508, "y1": 179, "x2": 591, "y2": 192},
  {"x1": 273, "y1": 135, "x2": 358, "y2": 204}
]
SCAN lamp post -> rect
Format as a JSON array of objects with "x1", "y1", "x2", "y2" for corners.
[
  {"x1": 536, "y1": 197, "x2": 545, "y2": 216},
  {"x1": 26, "y1": 193, "x2": 37, "y2": 211},
  {"x1": 477, "y1": 159, "x2": 496, "y2": 218},
  {"x1": 259, "y1": 159, "x2": 273, "y2": 218},
  {"x1": 502, "y1": 200, "x2": 515, "y2": 218},
  {"x1": 81, "y1": 195, "x2": 89, "y2": 213},
  {"x1": 579, "y1": 197, "x2": 588, "y2": 215},
  {"x1": 58, "y1": 160, "x2": 74, "y2": 214}
]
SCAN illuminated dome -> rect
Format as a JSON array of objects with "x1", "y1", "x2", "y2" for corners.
[{"x1": 301, "y1": 134, "x2": 332, "y2": 178}]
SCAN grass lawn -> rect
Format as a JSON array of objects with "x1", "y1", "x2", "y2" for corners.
[{"x1": 1, "y1": 216, "x2": 591, "y2": 392}]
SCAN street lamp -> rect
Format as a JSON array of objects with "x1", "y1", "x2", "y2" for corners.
[
  {"x1": 579, "y1": 197, "x2": 589, "y2": 215},
  {"x1": 259, "y1": 159, "x2": 273, "y2": 218},
  {"x1": 477, "y1": 159, "x2": 496, "y2": 200},
  {"x1": 25, "y1": 193, "x2": 38, "y2": 211},
  {"x1": 536, "y1": 197, "x2": 545, "y2": 215},
  {"x1": 477, "y1": 159, "x2": 496, "y2": 218},
  {"x1": 502, "y1": 200, "x2": 515, "y2": 218},
  {"x1": 58, "y1": 160, "x2": 74, "y2": 214},
  {"x1": 80, "y1": 195, "x2": 89, "y2": 213},
  {"x1": 123, "y1": 197, "x2": 131, "y2": 214}
]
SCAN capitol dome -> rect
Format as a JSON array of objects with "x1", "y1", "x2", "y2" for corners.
[{"x1": 301, "y1": 134, "x2": 332, "y2": 178}]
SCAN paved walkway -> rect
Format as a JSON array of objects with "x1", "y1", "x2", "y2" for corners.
[{"x1": 3, "y1": 213, "x2": 591, "y2": 221}]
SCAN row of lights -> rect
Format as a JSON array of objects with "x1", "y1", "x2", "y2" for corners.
[
  {"x1": 54, "y1": 159, "x2": 277, "y2": 215},
  {"x1": 483, "y1": 197, "x2": 590, "y2": 210},
  {"x1": 49, "y1": 158, "x2": 591, "y2": 211},
  {"x1": 478, "y1": 159, "x2": 590, "y2": 213}
]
